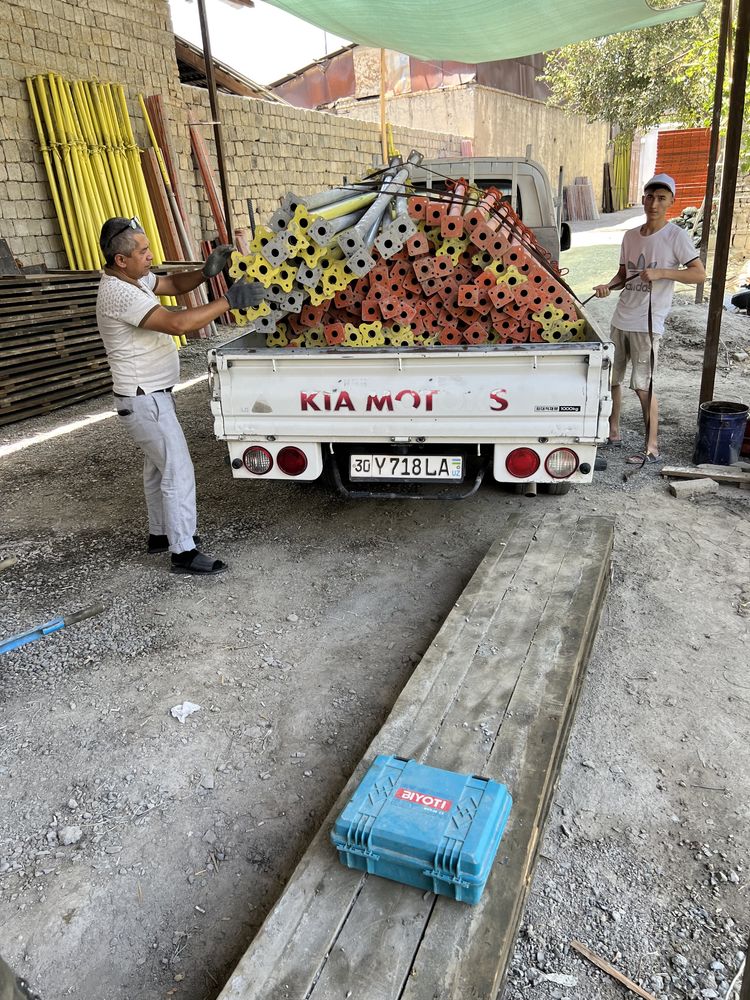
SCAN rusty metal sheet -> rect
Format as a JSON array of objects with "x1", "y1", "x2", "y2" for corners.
[
  {"x1": 273, "y1": 48, "x2": 355, "y2": 108},
  {"x1": 476, "y1": 53, "x2": 549, "y2": 101}
]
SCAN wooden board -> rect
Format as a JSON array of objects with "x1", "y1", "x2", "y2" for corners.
[
  {"x1": 0, "y1": 271, "x2": 108, "y2": 424},
  {"x1": 218, "y1": 513, "x2": 613, "y2": 1000},
  {"x1": 661, "y1": 464, "x2": 750, "y2": 485}
]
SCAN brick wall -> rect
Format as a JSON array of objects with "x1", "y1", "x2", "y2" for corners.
[
  {"x1": 0, "y1": 0, "x2": 462, "y2": 269},
  {"x1": 180, "y1": 87, "x2": 462, "y2": 242},
  {"x1": 0, "y1": 0, "x2": 185, "y2": 267},
  {"x1": 1, "y1": 0, "x2": 746, "y2": 270}
]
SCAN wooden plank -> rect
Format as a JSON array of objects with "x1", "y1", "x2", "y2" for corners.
[
  {"x1": 218, "y1": 514, "x2": 613, "y2": 1000},
  {"x1": 403, "y1": 517, "x2": 612, "y2": 1000},
  {"x1": 0, "y1": 330, "x2": 102, "y2": 358},
  {"x1": 0, "y1": 380, "x2": 111, "y2": 426},
  {"x1": 0, "y1": 357, "x2": 109, "y2": 392},
  {"x1": 0, "y1": 368, "x2": 111, "y2": 409},
  {"x1": 0, "y1": 315, "x2": 98, "y2": 339},
  {"x1": 219, "y1": 515, "x2": 540, "y2": 1000},
  {"x1": 308, "y1": 516, "x2": 596, "y2": 999},
  {"x1": 661, "y1": 464, "x2": 750, "y2": 485}
]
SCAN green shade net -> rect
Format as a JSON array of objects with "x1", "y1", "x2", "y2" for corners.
[{"x1": 263, "y1": 0, "x2": 705, "y2": 62}]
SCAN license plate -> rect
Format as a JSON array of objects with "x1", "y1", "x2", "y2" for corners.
[{"x1": 349, "y1": 454, "x2": 463, "y2": 481}]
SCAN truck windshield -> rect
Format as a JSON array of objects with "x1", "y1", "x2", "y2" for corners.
[{"x1": 418, "y1": 179, "x2": 522, "y2": 219}]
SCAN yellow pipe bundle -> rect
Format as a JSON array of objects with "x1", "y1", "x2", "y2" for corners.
[{"x1": 26, "y1": 73, "x2": 182, "y2": 344}]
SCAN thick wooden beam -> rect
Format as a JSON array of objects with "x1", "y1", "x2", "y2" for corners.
[{"x1": 218, "y1": 513, "x2": 613, "y2": 1000}]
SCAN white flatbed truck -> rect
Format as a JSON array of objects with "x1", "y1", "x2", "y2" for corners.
[{"x1": 208, "y1": 156, "x2": 612, "y2": 498}]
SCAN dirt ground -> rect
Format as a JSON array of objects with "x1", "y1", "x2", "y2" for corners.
[{"x1": 1, "y1": 211, "x2": 749, "y2": 1000}]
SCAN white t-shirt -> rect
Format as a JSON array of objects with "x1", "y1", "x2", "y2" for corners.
[
  {"x1": 612, "y1": 222, "x2": 698, "y2": 335},
  {"x1": 96, "y1": 271, "x2": 179, "y2": 395}
]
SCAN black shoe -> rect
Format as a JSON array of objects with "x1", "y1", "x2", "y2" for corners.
[
  {"x1": 170, "y1": 549, "x2": 227, "y2": 575},
  {"x1": 147, "y1": 534, "x2": 200, "y2": 554}
]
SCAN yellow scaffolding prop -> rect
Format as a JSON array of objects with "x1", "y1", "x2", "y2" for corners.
[{"x1": 26, "y1": 72, "x2": 181, "y2": 343}]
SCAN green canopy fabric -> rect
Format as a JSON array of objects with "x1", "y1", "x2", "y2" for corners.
[{"x1": 263, "y1": 0, "x2": 706, "y2": 62}]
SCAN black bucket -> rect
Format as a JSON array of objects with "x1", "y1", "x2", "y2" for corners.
[{"x1": 693, "y1": 400, "x2": 750, "y2": 465}]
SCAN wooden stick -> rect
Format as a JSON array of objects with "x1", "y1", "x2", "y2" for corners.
[
  {"x1": 570, "y1": 940, "x2": 660, "y2": 1000},
  {"x1": 661, "y1": 465, "x2": 750, "y2": 485}
]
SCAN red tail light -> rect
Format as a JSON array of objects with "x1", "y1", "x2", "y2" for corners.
[
  {"x1": 505, "y1": 448, "x2": 540, "y2": 478},
  {"x1": 276, "y1": 446, "x2": 308, "y2": 476},
  {"x1": 243, "y1": 446, "x2": 273, "y2": 475}
]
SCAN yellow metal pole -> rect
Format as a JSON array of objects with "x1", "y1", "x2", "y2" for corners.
[
  {"x1": 380, "y1": 49, "x2": 388, "y2": 164},
  {"x1": 138, "y1": 93, "x2": 171, "y2": 189},
  {"x1": 72, "y1": 78, "x2": 116, "y2": 219},
  {"x1": 25, "y1": 77, "x2": 76, "y2": 268},
  {"x1": 34, "y1": 75, "x2": 91, "y2": 269},
  {"x1": 87, "y1": 81, "x2": 133, "y2": 217},
  {"x1": 114, "y1": 84, "x2": 164, "y2": 260},
  {"x1": 47, "y1": 73, "x2": 98, "y2": 268},
  {"x1": 54, "y1": 75, "x2": 106, "y2": 256},
  {"x1": 100, "y1": 83, "x2": 141, "y2": 218},
  {"x1": 112, "y1": 86, "x2": 178, "y2": 312}
]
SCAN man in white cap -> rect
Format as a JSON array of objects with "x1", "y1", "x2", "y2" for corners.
[{"x1": 594, "y1": 174, "x2": 705, "y2": 464}]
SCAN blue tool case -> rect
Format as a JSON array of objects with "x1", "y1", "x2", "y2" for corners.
[{"x1": 331, "y1": 754, "x2": 512, "y2": 904}]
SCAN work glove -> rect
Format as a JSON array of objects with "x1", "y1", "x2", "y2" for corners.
[
  {"x1": 224, "y1": 279, "x2": 265, "y2": 311},
  {"x1": 203, "y1": 244, "x2": 234, "y2": 278}
]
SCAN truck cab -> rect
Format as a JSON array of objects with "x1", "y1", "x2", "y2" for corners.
[{"x1": 411, "y1": 156, "x2": 571, "y2": 263}]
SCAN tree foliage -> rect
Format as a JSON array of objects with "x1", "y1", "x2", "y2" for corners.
[{"x1": 541, "y1": 0, "x2": 749, "y2": 166}]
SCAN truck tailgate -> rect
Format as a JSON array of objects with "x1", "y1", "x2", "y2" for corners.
[{"x1": 211, "y1": 343, "x2": 611, "y2": 443}]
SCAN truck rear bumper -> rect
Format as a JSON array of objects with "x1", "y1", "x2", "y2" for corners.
[{"x1": 223, "y1": 439, "x2": 599, "y2": 490}]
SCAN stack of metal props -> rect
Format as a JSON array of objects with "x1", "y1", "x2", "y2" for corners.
[{"x1": 227, "y1": 150, "x2": 585, "y2": 349}]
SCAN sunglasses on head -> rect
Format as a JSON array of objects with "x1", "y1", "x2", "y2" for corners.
[{"x1": 105, "y1": 216, "x2": 141, "y2": 253}]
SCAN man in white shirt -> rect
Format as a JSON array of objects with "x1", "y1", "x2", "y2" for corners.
[
  {"x1": 96, "y1": 217, "x2": 263, "y2": 574},
  {"x1": 594, "y1": 174, "x2": 705, "y2": 464}
]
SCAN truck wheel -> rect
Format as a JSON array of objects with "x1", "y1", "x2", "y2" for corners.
[{"x1": 542, "y1": 482, "x2": 571, "y2": 495}]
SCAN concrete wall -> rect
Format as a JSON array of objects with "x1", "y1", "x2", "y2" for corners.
[
  {"x1": 473, "y1": 87, "x2": 609, "y2": 206},
  {"x1": 0, "y1": 0, "x2": 462, "y2": 270},
  {"x1": 334, "y1": 84, "x2": 609, "y2": 207}
]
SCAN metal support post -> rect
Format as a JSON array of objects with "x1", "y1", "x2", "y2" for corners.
[
  {"x1": 695, "y1": 0, "x2": 732, "y2": 303},
  {"x1": 196, "y1": 0, "x2": 234, "y2": 242},
  {"x1": 700, "y1": 0, "x2": 749, "y2": 403}
]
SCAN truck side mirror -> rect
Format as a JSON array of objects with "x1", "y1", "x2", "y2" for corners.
[{"x1": 560, "y1": 223, "x2": 571, "y2": 252}]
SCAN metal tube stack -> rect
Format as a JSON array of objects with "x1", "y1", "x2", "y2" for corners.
[
  {"x1": 228, "y1": 153, "x2": 586, "y2": 349},
  {"x1": 27, "y1": 73, "x2": 184, "y2": 344},
  {"x1": 27, "y1": 74, "x2": 168, "y2": 271}
]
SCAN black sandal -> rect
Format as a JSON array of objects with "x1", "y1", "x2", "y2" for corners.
[{"x1": 170, "y1": 550, "x2": 227, "y2": 575}]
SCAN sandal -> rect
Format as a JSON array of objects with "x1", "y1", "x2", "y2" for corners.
[
  {"x1": 606, "y1": 437, "x2": 623, "y2": 448},
  {"x1": 626, "y1": 452, "x2": 662, "y2": 465},
  {"x1": 170, "y1": 550, "x2": 227, "y2": 575}
]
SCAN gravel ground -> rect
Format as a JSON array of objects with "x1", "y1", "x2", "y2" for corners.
[{"x1": 1, "y1": 221, "x2": 749, "y2": 1000}]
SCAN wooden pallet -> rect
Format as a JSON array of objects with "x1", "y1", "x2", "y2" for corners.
[
  {"x1": 0, "y1": 271, "x2": 109, "y2": 425},
  {"x1": 218, "y1": 512, "x2": 614, "y2": 1000}
]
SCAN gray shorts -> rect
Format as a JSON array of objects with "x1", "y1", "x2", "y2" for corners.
[{"x1": 609, "y1": 327, "x2": 659, "y2": 390}]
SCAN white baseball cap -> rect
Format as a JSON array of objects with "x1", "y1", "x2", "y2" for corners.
[{"x1": 644, "y1": 173, "x2": 676, "y2": 196}]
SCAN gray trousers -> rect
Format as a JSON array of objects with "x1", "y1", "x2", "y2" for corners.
[{"x1": 114, "y1": 392, "x2": 197, "y2": 553}]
